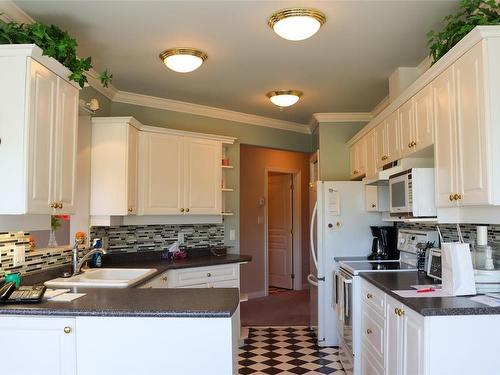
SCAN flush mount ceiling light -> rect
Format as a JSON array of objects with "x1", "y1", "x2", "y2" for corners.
[
  {"x1": 159, "y1": 48, "x2": 208, "y2": 73},
  {"x1": 266, "y1": 90, "x2": 303, "y2": 107},
  {"x1": 268, "y1": 8, "x2": 326, "y2": 41}
]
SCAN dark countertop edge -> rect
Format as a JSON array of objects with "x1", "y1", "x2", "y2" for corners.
[
  {"x1": 0, "y1": 309, "x2": 233, "y2": 318},
  {"x1": 359, "y1": 272, "x2": 500, "y2": 317}
]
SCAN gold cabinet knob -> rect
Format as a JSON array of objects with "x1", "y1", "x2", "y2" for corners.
[
  {"x1": 186, "y1": 208, "x2": 190, "y2": 213},
  {"x1": 161, "y1": 277, "x2": 168, "y2": 282},
  {"x1": 64, "y1": 326, "x2": 72, "y2": 334},
  {"x1": 50, "y1": 202, "x2": 56, "y2": 208},
  {"x1": 309, "y1": 182, "x2": 315, "y2": 188},
  {"x1": 180, "y1": 208, "x2": 185, "y2": 213},
  {"x1": 454, "y1": 193, "x2": 462, "y2": 200},
  {"x1": 395, "y1": 308, "x2": 400, "y2": 316},
  {"x1": 371, "y1": 203, "x2": 376, "y2": 208},
  {"x1": 128, "y1": 208, "x2": 133, "y2": 213},
  {"x1": 408, "y1": 142, "x2": 412, "y2": 148},
  {"x1": 57, "y1": 203, "x2": 63, "y2": 209},
  {"x1": 207, "y1": 272, "x2": 212, "y2": 277},
  {"x1": 449, "y1": 194, "x2": 455, "y2": 201},
  {"x1": 366, "y1": 328, "x2": 373, "y2": 335},
  {"x1": 399, "y1": 309, "x2": 405, "y2": 316},
  {"x1": 367, "y1": 293, "x2": 373, "y2": 299},
  {"x1": 412, "y1": 141, "x2": 417, "y2": 147}
]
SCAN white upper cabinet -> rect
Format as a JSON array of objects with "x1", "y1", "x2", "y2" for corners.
[
  {"x1": 91, "y1": 117, "x2": 140, "y2": 216},
  {"x1": 385, "y1": 111, "x2": 401, "y2": 163},
  {"x1": 413, "y1": 85, "x2": 434, "y2": 152},
  {"x1": 433, "y1": 66, "x2": 458, "y2": 208},
  {"x1": 0, "y1": 46, "x2": 79, "y2": 215},
  {"x1": 183, "y1": 138, "x2": 222, "y2": 214},
  {"x1": 138, "y1": 131, "x2": 222, "y2": 215},
  {"x1": 138, "y1": 132, "x2": 184, "y2": 215},
  {"x1": 365, "y1": 130, "x2": 377, "y2": 179},
  {"x1": 398, "y1": 100, "x2": 414, "y2": 158},
  {"x1": 374, "y1": 122, "x2": 387, "y2": 168},
  {"x1": 350, "y1": 137, "x2": 367, "y2": 180}
]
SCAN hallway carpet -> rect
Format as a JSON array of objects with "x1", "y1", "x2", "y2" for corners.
[{"x1": 241, "y1": 289, "x2": 310, "y2": 326}]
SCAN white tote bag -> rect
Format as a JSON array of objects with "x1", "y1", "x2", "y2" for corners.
[{"x1": 439, "y1": 226, "x2": 477, "y2": 296}]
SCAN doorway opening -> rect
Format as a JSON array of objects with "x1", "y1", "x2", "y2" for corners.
[{"x1": 265, "y1": 169, "x2": 302, "y2": 296}]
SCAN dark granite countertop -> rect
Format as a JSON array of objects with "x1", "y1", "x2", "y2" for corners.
[
  {"x1": 360, "y1": 271, "x2": 500, "y2": 316},
  {"x1": 0, "y1": 253, "x2": 251, "y2": 318},
  {"x1": 334, "y1": 256, "x2": 370, "y2": 262}
]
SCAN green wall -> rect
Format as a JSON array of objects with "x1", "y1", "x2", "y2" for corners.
[
  {"x1": 318, "y1": 121, "x2": 366, "y2": 181},
  {"x1": 110, "y1": 102, "x2": 311, "y2": 152}
]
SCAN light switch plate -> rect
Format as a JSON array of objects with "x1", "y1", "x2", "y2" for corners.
[
  {"x1": 12, "y1": 245, "x2": 25, "y2": 267},
  {"x1": 229, "y1": 229, "x2": 235, "y2": 241}
]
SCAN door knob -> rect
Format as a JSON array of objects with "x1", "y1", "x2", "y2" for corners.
[{"x1": 64, "y1": 326, "x2": 72, "y2": 334}]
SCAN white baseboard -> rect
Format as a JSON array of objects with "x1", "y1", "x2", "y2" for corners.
[{"x1": 246, "y1": 291, "x2": 266, "y2": 300}]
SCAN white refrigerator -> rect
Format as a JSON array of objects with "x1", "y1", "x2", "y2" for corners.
[{"x1": 308, "y1": 181, "x2": 384, "y2": 346}]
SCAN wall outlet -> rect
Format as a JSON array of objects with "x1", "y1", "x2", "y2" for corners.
[
  {"x1": 229, "y1": 229, "x2": 236, "y2": 241},
  {"x1": 12, "y1": 245, "x2": 25, "y2": 267},
  {"x1": 257, "y1": 216, "x2": 263, "y2": 225},
  {"x1": 177, "y1": 232, "x2": 185, "y2": 244}
]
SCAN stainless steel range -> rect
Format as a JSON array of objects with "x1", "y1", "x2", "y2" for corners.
[{"x1": 334, "y1": 229, "x2": 437, "y2": 375}]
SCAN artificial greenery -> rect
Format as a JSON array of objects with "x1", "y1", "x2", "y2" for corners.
[
  {"x1": 427, "y1": 0, "x2": 500, "y2": 64},
  {"x1": 0, "y1": 18, "x2": 112, "y2": 88}
]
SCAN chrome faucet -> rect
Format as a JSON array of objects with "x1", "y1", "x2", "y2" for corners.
[{"x1": 72, "y1": 242, "x2": 107, "y2": 276}]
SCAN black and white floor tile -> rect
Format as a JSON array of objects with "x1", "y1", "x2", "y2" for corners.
[{"x1": 239, "y1": 326, "x2": 346, "y2": 374}]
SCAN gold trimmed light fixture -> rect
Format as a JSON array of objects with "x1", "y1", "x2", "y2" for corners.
[
  {"x1": 266, "y1": 90, "x2": 303, "y2": 107},
  {"x1": 268, "y1": 8, "x2": 326, "y2": 41},
  {"x1": 159, "y1": 48, "x2": 208, "y2": 73}
]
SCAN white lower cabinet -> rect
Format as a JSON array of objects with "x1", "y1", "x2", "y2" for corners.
[
  {"x1": 365, "y1": 185, "x2": 389, "y2": 212},
  {"x1": 140, "y1": 263, "x2": 240, "y2": 289},
  {"x1": 0, "y1": 316, "x2": 76, "y2": 375}
]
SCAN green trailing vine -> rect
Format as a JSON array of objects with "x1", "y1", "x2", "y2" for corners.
[
  {"x1": 427, "y1": 0, "x2": 500, "y2": 64},
  {"x1": 0, "y1": 18, "x2": 113, "y2": 88}
]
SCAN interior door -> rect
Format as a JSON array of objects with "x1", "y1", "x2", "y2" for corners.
[
  {"x1": 27, "y1": 59, "x2": 57, "y2": 214},
  {"x1": 183, "y1": 138, "x2": 222, "y2": 214},
  {"x1": 268, "y1": 173, "x2": 293, "y2": 289},
  {"x1": 54, "y1": 77, "x2": 78, "y2": 214}
]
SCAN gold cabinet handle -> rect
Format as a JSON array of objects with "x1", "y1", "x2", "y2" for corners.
[
  {"x1": 161, "y1": 277, "x2": 168, "y2": 282},
  {"x1": 57, "y1": 203, "x2": 63, "y2": 209},
  {"x1": 399, "y1": 309, "x2": 405, "y2": 316},
  {"x1": 128, "y1": 208, "x2": 133, "y2": 213},
  {"x1": 454, "y1": 193, "x2": 462, "y2": 200},
  {"x1": 449, "y1": 194, "x2": 455, "y2": 201},
  {"x1": 371, "y1": 203, "x2": 376, "y2": 208},
  {"x1": 367, "y1": 293, "x2": 373, "y2": 299},
  {"x1": 50, "y1": 202, "x2": 56, "y2": 208},
  {"x1": 353, "y1": 170, "x2": 359, "y2": 175},
  {"x1": 412, "y1": 141, "x2": 417, "y2": 147},
  {"x1": 180, "y1": 208, "x2": 185, "y2": 213},
  {"x1": 408, "y1": 142, "x2": 412, "y2": 148},
  {"x1": 64, "y1": 326, "x2": 72, "y2": 334},
  {"x1": 366, "y1": 328, "x2": 373, "y2": 335},
  {"x1": 207, "y1": 272, "x2": 212, "y2": 277},
  {"x1": 395, "y1": 308, "x2": 400, "y2": 316},
  {"x1": 186, "y1": 208, "x2": 190, "y2": 213}
]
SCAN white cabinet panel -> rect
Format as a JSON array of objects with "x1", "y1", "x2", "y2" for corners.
[
  {"x1": 402, "y1": 307, "x2": 424, "y2": 375},
  {"x1": 385, "y1": 296, "x2": 402, "y2": 375},
  {"x1": 365, "y1": 131, "x2": 377, "y2": 179},
  {"x1": 184, "y1": 138, "x2": 222, "y2": 214},
  {"x1": 139, "y1": 132, "x2": 184, "y2": 214},
  {"x1": 433, "y1": 67, "x2": 459, "y2": 208},
  {"x1": 455, "y1": 42, "x2": 489, "y2": 205},
  {"x1": 0, "y1": 316, "x2": 76, "y2": 375},
  {"x1": 127, "y1": 125, "x2": 139, "y2": 214},
  {"x1": 374, "y1": 123, "x2": 387, "y2": 168},
  {"x1": 413, "y1": 85, "x2": 434, "y2": 152},
  {"x1": 54, "y1": 77, "x2": 78, "y2": 213},
  {"x1": 385, "y1": 111, "x2": 400, "y2": 163},
  {"x1": 27, "y1": 60, "x2": 57, "y2": 214},
  {"x1": 398, "y1": 100, "x2": 413, "y2": 157}
]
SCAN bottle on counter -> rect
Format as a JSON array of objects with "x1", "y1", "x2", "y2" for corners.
[{"x1": 91, "y1": 238, "x2": 103, "y2": 267}]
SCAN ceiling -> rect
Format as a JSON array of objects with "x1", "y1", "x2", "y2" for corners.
[{"x1": 15, "y1": 0, "x2": 459, "y2": 125}]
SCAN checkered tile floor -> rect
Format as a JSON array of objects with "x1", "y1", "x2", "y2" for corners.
[{"x1": 239, "y1": 326, "x2": 346, "y2": 374}]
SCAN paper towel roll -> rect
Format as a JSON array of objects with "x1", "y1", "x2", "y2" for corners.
[{"x1": 477, "y1": 226, "x2": 488, "y2": 246}]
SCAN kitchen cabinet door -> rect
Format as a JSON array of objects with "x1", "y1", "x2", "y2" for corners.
[
  {"x1": 454, "y1": 42, "x2": 490, "y2": 206},
  {"x1": 365, "y1": 130, "x2": 377, "y2": 179},
  {"x1": 401, "y1": 307, "x2": 424, "y2": 375},
  {"x1": 398, "y1": 100, "x2": 414, "y2": 157},
  {"x1": 385, "y1": 296, "x2": 403, "y2": 375},
  {"x1": 127, "y1": 125, "x2": 139, "y2": 214},
  {"x1": 350, "y1": 139, "x2": 366, "y2": 179},
  {"x1": 183, "y1": 137, "x2": 222, "y2": 214},
  {"x1": 433, "y1": 67, "x2": 459, "y2": 208},
  {"x1": 349, "y1": 144, "x2": 358, "y2": 179},
  {"x1": 138, "y1": 132, "x2": 184, "y2": 214},
  {"x1": 374, "y1": 123, "x2": 387, "y2": 168},
  {"x1": 0, "y1": 316, "x2": 76, "y2": 375},
  {"x1": 413, "y1": 85, "x2": 434, "y2": 152},
  {"x1": 26, "y1": 59, "x2": 58, "y2": 214},
  {"x1": 53, "y1": 77, "x2": 78, "y2": 214},
  {"x1": 385, "y1": 111, "x2": 400, "y2": 163}
]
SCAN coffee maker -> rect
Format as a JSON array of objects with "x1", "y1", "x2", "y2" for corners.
[{"x1": 368, "y1": 226, "x2": 398, "y2": 260}]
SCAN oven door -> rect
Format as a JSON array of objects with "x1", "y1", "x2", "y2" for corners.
[
  {"x1": 389, "y1": 173, "x2": 410, "y2": 214},
  {"x1": 336, "y1": 270, "x2": 353, "y2": 352}
]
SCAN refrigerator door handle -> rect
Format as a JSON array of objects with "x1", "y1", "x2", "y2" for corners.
[
  {"x1": 307, "y1": 274, "x2": 319, "y2": 286},
  {"x1": 310, "y1": 202, "x2": 318, "y2": 270}
]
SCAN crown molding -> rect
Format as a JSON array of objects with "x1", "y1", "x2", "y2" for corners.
[
  {"x1": 0, "y1": 1, "x2": 34, "y2": 23},
  {"x1": 313, "y1": 112, "x2": 372, "y2": 124},
  {"x1": 114, "y1": 90, "x2": 311, "y2": 134}
]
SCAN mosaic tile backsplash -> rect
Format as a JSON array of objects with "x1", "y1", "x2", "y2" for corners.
[
  {"x1": 0, "y1": 232, "x2": 72, "y2": 278},
  {"x1": 90, "y1": 224, "x2": 225, "y2": 253},
  {"x1": 397, "y1": 222, "x2": 500, "y2": 246}
]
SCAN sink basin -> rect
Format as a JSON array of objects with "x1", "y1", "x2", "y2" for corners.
[{"x1": 44, "y1": 268, "x2": 157, "y2": 289}]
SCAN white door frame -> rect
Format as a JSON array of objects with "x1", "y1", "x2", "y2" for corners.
[{"x1": 264, "y1": 167, "x2": 302, "y2": 295}]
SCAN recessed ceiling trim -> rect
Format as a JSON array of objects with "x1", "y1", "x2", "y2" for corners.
[
  {"x1": 114, "y1": 90, "x2": 312, "y2": 134},
  {"x1": 313, "y1": 113, "x2": 373, "y2": 123}
]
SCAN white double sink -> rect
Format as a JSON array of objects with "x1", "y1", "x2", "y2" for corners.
[{"x1": 45, "y1": 268, "x2": 157, "y2": 289}]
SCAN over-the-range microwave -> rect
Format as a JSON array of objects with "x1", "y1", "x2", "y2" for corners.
[{"x1": 389, "y1": 168, "x2": 437, "y2": 218}]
